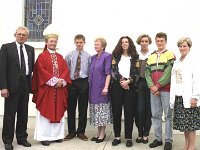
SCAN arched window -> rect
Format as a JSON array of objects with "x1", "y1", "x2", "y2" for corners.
[{"x1": 25, "y1": 0, "x2": 52, "y2": 42}]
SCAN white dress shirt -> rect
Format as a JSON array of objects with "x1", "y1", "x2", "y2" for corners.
[{"x1": 16, "y1": 42, "x2": 29, "y2": 75}]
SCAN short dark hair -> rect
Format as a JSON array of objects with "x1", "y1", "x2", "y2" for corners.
[
  {"x1": 74, "y1": 34, "x2": 85, "y2": 42},
  {"x1": 155, "y1": 32, "x2": 167, "y2": 42}
]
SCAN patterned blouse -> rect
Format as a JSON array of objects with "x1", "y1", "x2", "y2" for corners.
[{"x1": 111, "y1": 54, "x2": 140, "y2": 85}]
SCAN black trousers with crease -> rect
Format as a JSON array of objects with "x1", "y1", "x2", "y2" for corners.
[
  {"x1": 111, "y1": 80, "x2": 137, "y2": 139},
  {"x1": 67, "y1": 78, "x2": 89, "y2": 135},
  {"x1": 2, "y1": 77, "x2": 29, "y2": 144},
  {"x1": 135, "y1": 77, "x2": 152, "y2": 137}
]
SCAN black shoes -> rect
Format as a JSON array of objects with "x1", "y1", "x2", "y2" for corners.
[
  {"x1": 126, "y1": 140, "x2": 133, "y2": 147},
  {"x1": 91, "y1": 137, "x2": 99, "y2": 141},
  {"x1": 96, "y1": 134, "x2": 106, "y2": 143},
  {"x1": 112, "y1": 138, "x2": 132, "y2": 147},
  {"x1": 41, "y1": 139, "x2": 63, "y2": 146},
  {"x1": 136, "y1": 137, "x2": 143, "y2": 143},
  {"x1": 5, "y1": 140, "x2": 31, "y2": 149},
  {"x1": 17, "y1": 140, "x2": 32, "y2": 147},
  {"x1": 4, "y1": 144, "x2": 13, "y2": 150},
  {"x1": 41, "y1": 141, "x2": 50, "y2": 146},
  {"x1": 164, "y1": 142, "x2": 172, "y2": 150},
  {"x1": 149, "y1": 139, "x2": 163, "y2": 148},
  {"x1": 54, "y1": 139, "x2": 63, "y2": 143},
  {"x1": 136, "y1": 137, "x2": 148, "y2": 144},
  {"x1": 112, "y1": 139, "x2": 121, "y2": 146},
  {"x1": 142, "y1": 137, "x2": 148, "y2": 144}
]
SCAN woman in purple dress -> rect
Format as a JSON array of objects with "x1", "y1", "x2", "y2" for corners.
[{"x1": 89, "y1": 37, "x2": 112, "y2": 143}]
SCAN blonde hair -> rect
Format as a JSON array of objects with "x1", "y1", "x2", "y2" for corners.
[
  {"x1": 94, "y1": 37, "x2": 107, "y2": 50},
  {"x1": 177, "y1": 37, "x2": 192, "y2": 48},
  {"x1": 44, "y1": 34, "x2": 59, "y2": 42},
  {"x1": 136, "y1": 34, "x2": 152, "y2": 45}
]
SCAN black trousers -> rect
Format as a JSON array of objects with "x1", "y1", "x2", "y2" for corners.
[
  {"x1": 67, "y1": 78, "x2": 89, "y2": 135},
  {"x1": 135, "y1": 77, "x2": 152, "y2": 137},
  {"x1": 111, "y1": 80, "x2": 137, "y2": 139},
  {"x1": 2, "y1": 77, "x2": 29, "y2": 144}
]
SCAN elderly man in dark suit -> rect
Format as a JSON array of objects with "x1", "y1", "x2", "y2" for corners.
[{"x1": 0, "y1": 26, "x2": 35, "y2": 150}]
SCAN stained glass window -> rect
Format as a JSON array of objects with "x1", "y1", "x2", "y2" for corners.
[{"x1": 25, "y1": 0, "x2": 52, "y2": 42}]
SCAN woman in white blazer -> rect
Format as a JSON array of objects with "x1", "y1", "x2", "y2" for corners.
[{"x1": 170, "y1": 37, "x2": 200, "y2": 150}]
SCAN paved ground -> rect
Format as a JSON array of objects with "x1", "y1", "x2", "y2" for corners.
[{"x1": 0, "y1": 116, "x2": 199, "y2": 150}]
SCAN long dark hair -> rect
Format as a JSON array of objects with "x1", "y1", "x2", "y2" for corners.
[{"x1": 112, "y1": 36, "x2": 137, "y2": 57}]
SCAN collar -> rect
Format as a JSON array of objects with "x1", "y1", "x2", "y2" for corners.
[
  {"x1": 156, "y1": 49, "x2": 167, "y2": 54},
  {"x1": 76, "y1": 49, "x2": 84, "y2": 54},
  {"x1": 138, "y1": 50, "x2": 151, "y2": 60},
  {"x1": 15, "y1": 41, "x2": 24, "y2": 48},
  {"x1": 47, "y1": 48, "x2": 56, "y2": 54}
]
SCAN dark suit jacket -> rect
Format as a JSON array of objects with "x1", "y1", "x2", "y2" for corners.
[{"x1": 0, "y1": 42, "x2": 35, "y2": 93}]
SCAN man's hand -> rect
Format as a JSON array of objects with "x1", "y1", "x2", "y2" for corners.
[
  {"x1": 55, "y1": 80, "x2": 63, "y2": 88},
  {"x1": 153, "y1": 91, "x2": 160, "y2": 96},
  {"x1": 150, "y1": 85, "x2": 158, "y2": 93},
  {"x1": 150, "y1": 85, "x2": 160, "y2": 96},
  {"x1": 1, "y1": 89, "x2": 9, "y2": 98}
]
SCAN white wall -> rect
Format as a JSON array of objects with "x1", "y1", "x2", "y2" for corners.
[
  {"x1": 53, "y1": 0, "x2": 200, "y2": 58},
  {"x1": 0, "y1": 0, "x2": 24, "y2": 44},
  {"x1": 0, "y1": 0, "x2": 200, "y2": 116},
  {"x1": 0, "y1": 0, "x2": 24, "y2": 115}
]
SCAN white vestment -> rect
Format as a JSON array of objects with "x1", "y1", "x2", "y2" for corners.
[{"x1": 34, "y1": 110, "x2": 65, "y2": 141}]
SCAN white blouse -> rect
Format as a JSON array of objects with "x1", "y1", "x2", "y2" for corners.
[
  {"x1": 170, "y1": 51, "x2": 200, "y2": 108},
  {"x1": 118, "y1": 55, "x2": 131, "y2": 78}
]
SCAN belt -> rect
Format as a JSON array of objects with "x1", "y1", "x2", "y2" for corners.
[{"x1": 73, "y1": 77, "x2": 88, "y2": 81}]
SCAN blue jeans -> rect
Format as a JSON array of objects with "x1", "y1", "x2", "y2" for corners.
[{"x1": 150, "y1": 91, "x2": 173, "y2": 143}]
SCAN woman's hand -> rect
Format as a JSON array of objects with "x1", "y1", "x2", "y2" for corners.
[
  {"x1": 120, "y1": 80, "x2": 130, "y2": 90},
  {"x1": 102, "y1": 88, "x2": 108, "y2": 96}
]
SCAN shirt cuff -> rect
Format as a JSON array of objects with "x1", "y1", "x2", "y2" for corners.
[{"x1": 46, "y1": 77, "x2": 58, "y2": 86}]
